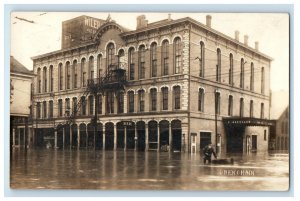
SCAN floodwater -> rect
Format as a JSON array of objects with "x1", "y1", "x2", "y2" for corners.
[{"x1": 10, "y1": 149, "x2": 289, "y2": 191}]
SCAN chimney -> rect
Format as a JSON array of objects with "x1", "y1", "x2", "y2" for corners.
[
  {"x1": 235, "y1": 30, "x2": 240, "y2": 41},
  {"x1": 255, "y1": 41, "x2": 259, "y2": 51},
  {"x1": 244, "y1": 35, "x2": 249, "y2": 46},
  {"x1": 136, "y1": 15, "x2": 148, "y2": 29},
  {"x1": 206, "y1": 15, "x2": 212, "y2": 28}
]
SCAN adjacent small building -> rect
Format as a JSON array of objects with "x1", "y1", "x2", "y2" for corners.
[{"x1": 10, "y1": 56, "x2": 35, "y2": 148}]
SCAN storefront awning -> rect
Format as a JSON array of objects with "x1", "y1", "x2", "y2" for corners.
[{"x1": 223, "y1": 117, "x2": 275, "y2": 127}]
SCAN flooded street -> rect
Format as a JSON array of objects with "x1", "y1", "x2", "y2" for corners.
[{"x1": 10, "y1": 149, "x2": 289, "y2": 191}]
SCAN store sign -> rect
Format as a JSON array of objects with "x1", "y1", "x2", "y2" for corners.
[{"x1": 122, "y1": 121, "x2": 133, "y2": 127}]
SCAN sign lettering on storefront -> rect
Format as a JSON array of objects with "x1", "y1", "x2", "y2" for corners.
[{"x1": 122, "y1": 121, "x2": 133, "y2": 126}]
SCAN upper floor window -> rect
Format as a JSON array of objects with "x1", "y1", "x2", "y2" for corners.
[
  {"x1": 88, "y1": 96, "x2": 94, "y2": 115},
  {"x1": 58, "y1": 63, "x2": 63, "y2": 90},
  {"x1": 216, "y1": 48, "x2": 221, "y2": 82},
  {"x1": 49, "y1": 65, "x2": 53, "y2": 92},
  {"x1": 229, "y1": 54, "x2": 233, "y2": 85},
  {"x1": 228, "y1": 95, "x2": 233, "y2": 116},
  {"x1": 240, "y1": 97, "x2": 244, "y2": 117},
  {"x1": 173, "y1": 86, "x2": 181, "y2": 109},
  {"x1": 73, "y1": 60, "x2": 78, "y2": 89},
  {"x1": 138, "y1": 89, "x2": 145, "y2": 112},
  {"x1": 97, "y1": 54, "x2": 102, "y2": 78},
  {"x1": 49, "y1": 100, "x2": 53, "y2": 118},
  {"x1": 215, "y1": 92, "x2": 221, "y2": 115},
  {"x1": 261, "y1": 67, "x2": 265, "y2": 94},
  {"x1": 250, "y1": 100, "x2": 254, "y2": 118},
  {"x1": 240, "y1": 58, "x2": 245, "y2": 89},
  {"x1": 150, "y1": 88, "x2": 157, "y2": 111},
  {"x1": 117, "y1": 91, "x2": 124, "y2": 114},
  {"x1": 161, "y1": 87, "x2": 168, "y2": 110},
  {"x1": 162, "y1": 40, "x2": 169, "y2": 76},
  {"x1": 174, "y1": 37, "x2": 182, "y2": 74},
  {"x1": 72, "y1": 97, "x2": 77, "y2": 116},
  {"x1": 43, "y1": 67, "x2": 47, "y2": 93},
  {"x1": 80, "y1": 96, "x2": 86, "y2": 116},
  {"x1": 36, "y1": 102, "x2": 41, "y2": 119},
  {"x1": 198, "y1": 88, "x2": 204, "y2": 112},
  {"x1": 37, "y1": 68, "x2": 41, "y2": 93},
  {"x1": 250, "y1": 62, "x2": 254, "y2": 91},
  {"x1": 150, "y1": 43, "x2": 157, "y2": 77},
  {"x1": 58, "y1": 99, "x2": 63, "y2": 117},
  {"x1": 118, "y1": 49, "x2": 125, "y2": 68},
  {"x1": 260, "y1": 102, "x2": 265, "y2": 119},
  {"x1": 106, "y1": 91, "x2": 114, "y2": 114},
  {"x1": 128, "y1": 91, "x2": 134, "y2": 113},
  {"x1": 43, "y1": 101, "x2": 47, "y2": 118},
  {"x1": 66, "y1": 61, "x2": 71, "y2": 90},
  {"x1": 97, "y1": 94, "x2": 102, "y2": 114},
  {"x1": 89, "y1": 56, "x2": 94, "y2": 80},
  {"x1": 128, "y1": 47, "x2": 135, "y2": 80},
  {"x1": 200, "y1": 41, "x2": 205, "y2": 77},
  {"x1": 81, "y1": 58, "x2": 86, "y2": 87},
  {"x1": 65, "y1": 98, "x2": 70, "y2": 117},
  {"x1": 107, "y1": 43, "x2": 115, "y2": 71},
  {"x1": 138, "y1": 45, "x2": 146, "y2": 79}
]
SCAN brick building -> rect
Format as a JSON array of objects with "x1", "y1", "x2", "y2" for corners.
[{"x1": 31, "y1": 14, "x2": 273, "y2": 154}]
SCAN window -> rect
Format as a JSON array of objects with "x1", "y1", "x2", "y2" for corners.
[
  {"x1": 43, "y1": 67, "x2": 47, "y2": 93},
  {"x1": 250, "y1": 62, "x2": 254, "y2": 91},
  {"x1": 107, "y1": 43, "x2": 115, "y2": 71},
  {"x1": 264, "y1": 130, "x2": 267, "y2": 141},
  {"x1": 162, "y1": 40, "x2": 169, "y2": 76},
  {"x1": 138, "y1": 90, "x2": 145, "y2": 112},
  {"x1": 81, "y1": 96, "x2": 86, "y2": 116},
  {"x1": 106, "y1": 91, "x2": 114, "y2": 114},
  {"x1": 173, "y1": 86, "x2": 181, "y2": 109},
  {"x1": 129, "y1": 48, "x2": 135, "y2": 80},
  {"x1": 174, "y1": 37, "x2": 182, "y2": 74},
  {"x1": 118, "y1": 49, "x2": 125, "y2": 68},
  {"x1": 240, "y1": 58, "x2": 245, "y2": 89},
  {"x1": 58, "y1": 63, "x2": 63, "y2": 90},
  {"x1": 81, "y1": 58, "x2": 86, "y2": 87},
  {"x1": 240, "y1": 98, "x2": 244, "y2": 117},
  {"x1": 58, "y1": 99, "x2": 63, "y2": 117},
  {"x1": 37, "y1": 68, "x2": 41, "y2": 93},
  {"x1": 161, "y1": 87, "x2": 168, "y2": 110},
  {"x1": 49, "y1": 100, "x2": 53, "y2": 118},
  {"x1": 200, "y1": 42, "x2": 205, "y2": 77},
  {"x1": 49, "y1": 65, "x2": 53, "y2": 92},
  {"x1": 89, "y1": 96, "x2": 94, "y2": 115},
  {"x1": 228, "y1": 95, "x2": 233, "y2": 116},
  {"x1": 65, "y1": 98, "x2": 70, "y2": 116},
  {"x1": 215, "y1": 92, "x2": 221, "y2": 115},
  {"x1": 150, "y1": 88, "x2": 157, "y2": 111},
  {"x1": 128, "y1": 91, "x2": 134, "y2": 113},
  {"x1": 250, "y1": 100, "x2": 254, "y2": 118},
  {"x1": 260, "y1": 102, "x2": 264, "y2": 119},
  {"x1": 36, "y1": 102, "x2": 41, "y2": 119},
  {"x1": 117, "y1": 92, "x2": 124, "y2": 114},
  {"x1": 261, "y1": 67, "x2": 265, "y2": 94},
  {"x1": 73, "y1": 60, "x2": 78, "y2": 89},
  {"x1": 150, "y1": 43, "x2": 157, "y2": 77},
  {"x1": 229, "y1": 54, "x2": 233, "y2": 85},
  {"x1": 66, "y1": 62, "x2": 71, "y2": 89},
  {"x1": 138, "y1": 45, "x2": 146, "y2": 79},
  {"x1": 97, "y1": 94, "x2": 102, "y2": 114},
  {"x1": 198, "y1": 88, "x2": 204, "y2": 112},
  {"x1": 72, "y1": 97, "x2": 77, "y2": 116},
  {"x1": 89, "y1": 56, "x2": 94, "y2": 80},
  {"x1": 216, "y1": 48, "x2": 221, "y2": 82},
  {"x1": 97, "y1": 54, "x2": 102, "y2": 78},
  {"x1": 43, "y1": 101, "x2": 47, "y2": 118}
]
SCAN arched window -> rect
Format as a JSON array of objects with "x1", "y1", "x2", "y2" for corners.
[
  {"x1": 117, "y1": 91, "x2": 124, "y2": 114},
  {"x1": 65, "y1": 98, "x2": 70, "y2": 116},
  {"x1": 261, "y1": 67, "x2": 265, "y2": 94},
  {"x1": 250, "y1": 62, "x2": 254, "y2": 91},
  {"x1": 58, "y1": 63, "x2": 63, "y2": 90},
  {"x1": 138, "y1": 89, "x2": 145, "y2": 112},
  {"x1": 97, "y1": 54, "x2": 102, "y2": 78},
  {"x1": 81, "y1": 58, "x2": 86, "y2": 87},
  {"x1": 240, "y1": 58, "x2": 245, "y2": 89},
  {"x1": 138, "y1": 45, "x2": 146, "y2": 79},
  {"x1": 80, "y1": 96, "x2": 86, "y2": 116},
  {"x1": 161, "y1": 87, "x2": 168, "y2": 110},
  {"x1": 198, "y1": 88, "x2": 204, "y2": 112},
  {"x1": 49, "y1": 100, "x2": 53, "y2": 118},
  {"x1": 58, "y1": 99, "x2": 63, "y2": 117},
  {"x1": 96, "y1": 94, "x2": 102, "y2": 114},
  {"x1": 42, "y1": 101, "x2": 47, "y2": 118},
  {"x1": 106, "y1": 43, "x2": 115, "y2": 71},
  {"x1": 216, "y1": 48, "x2": 221, "y2": 82},
  {"x1": 215, "y1": 92, "x2": 221, "y2": 115},
  {"x1": 174, "y1": 37, "x2": 182, "y2": 74},
  {"x1": 250, "y1": 100, "x2": 254, "y2": 118},
  {"x1": 173, "y1": 86, "x2": 181, "y2": 109},
  {"x1": 49, "y1": 65, "x2": 53, "y2": 92},
  {"x1": 200, "y1": 41, "x2": 205, "y2": 77},
  {"x1": 229, "y1": 54, "x2": 233, "y2": 85},
  {"x1": 118, "y1": 49, "x2": 125, "y2": 69},
  {"x1": 88, "y1": 56, "x2": 94, "y2": 80},
  {"x1": 150, "y1": 88, "x2": 157, "y2": 111},
  {"x1": 228, "y1": 95, "x2": 233, "y2": 116},
  {"x1": 240, "y1": 97, "x2": 244, "y2": 117},
  {"x1": 37, "y1": 68, "x2": 41, "y2": 93},
  {"x1": 66, "y1": 61, "x2": 71, "y2": 89},
  {"x1": 162, "y1": 40, "x2": 169, "y2": 76},
  {"x1": 73, "y1": 60, "x2": 78, "y2": 89},
  {"x1": 128, "y1": 47, "x2": 135, "y2": 80},
  {"x1": 88, "y1": 95, "x2": 94, "y2": 115},
  {"x1": 72, "y1": 97, "x2": 77, "y2": 116},
  {"x1": 150, "y1": 43, "x2": 157, "y2": 77},
  {"x1": 43, "y1": 67, "x2": 47, "y2": 93},
  {"x1": 128, "y1": 91, "x2": 134, "y2": 113}
]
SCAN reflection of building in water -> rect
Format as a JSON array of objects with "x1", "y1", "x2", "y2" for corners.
[
  {"x1": 29, "y1": 14, "x2": 274, "y2": 154},
  {"x1": 10, "y1": 56, "x2": 35, "y2": 149}
]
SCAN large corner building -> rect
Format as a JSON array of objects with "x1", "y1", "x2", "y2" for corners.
[{"x1": 30, "y1": 14, "x2": 273, "y2": 154}]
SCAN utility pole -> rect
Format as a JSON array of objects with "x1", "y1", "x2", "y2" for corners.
[{"x1": 215, "y1": 90, "x2": 218, "y2": 155}]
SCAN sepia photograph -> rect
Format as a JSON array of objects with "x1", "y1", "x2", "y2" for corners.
[{"x1": 9, "y1": 11, "x2": 290, "y2": 191}]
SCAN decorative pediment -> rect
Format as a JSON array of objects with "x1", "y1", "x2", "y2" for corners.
[{"x1": 93, "y1": 22, "x2": 124, "y2": 42}]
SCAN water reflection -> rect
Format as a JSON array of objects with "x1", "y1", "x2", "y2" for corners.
[{"x1": 10, "y1": 149, "x2": 289, "y2": 190}]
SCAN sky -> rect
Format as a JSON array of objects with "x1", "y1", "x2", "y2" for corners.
[{"x1": 10, "y1": 12, "x2": 289, "y2": 92}]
